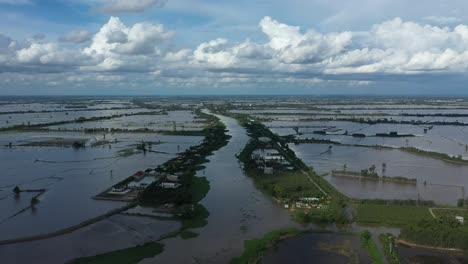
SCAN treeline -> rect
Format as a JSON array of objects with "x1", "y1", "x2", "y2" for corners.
[
  {"x1": 400, "y1": 217, "x2": 468, "y2": 250},
  {"x1": 139, "y1": 115, "x2": 230, "y2": 205}
]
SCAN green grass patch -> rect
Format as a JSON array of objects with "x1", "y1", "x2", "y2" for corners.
[
  {"x1": 231, "y1": 228, "x2": 303, "y2": 264},
  {"x1": 360, "y1": 231, "x2": 383, "y2": 264},
  {"x1": 72, "y1": 242, "x2": 164, "y2": 264},
  {"x1": 356, "y1": 204, "x2": 432, "y2": 227},
  {"x1": 431, "y1": 208, "x2": 468, "y2": 219},
  {"x1": 379, "y1": 234, "x2": 401, "y2": 264},
  {"x1": 181, "y1": 204, "x2": 209, "y2": 229},
  {"x1": 180, "y1": 230, "x2": 199, "y2": 239}
]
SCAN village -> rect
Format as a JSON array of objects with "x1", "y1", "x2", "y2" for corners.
[{"x1": 248, "y1": 136, "x2": 330, "y2": 211}]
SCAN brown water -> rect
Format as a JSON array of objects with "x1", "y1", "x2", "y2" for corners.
[
  {"x1": 291, "y1": 143, "x2": 468, "y2": 205},
  {"x1": 141, "y1": 114, "x2": 302, "y2": 264},
  {"x1": 261, "y1": 233, "x2": 372, "y2": 264}
]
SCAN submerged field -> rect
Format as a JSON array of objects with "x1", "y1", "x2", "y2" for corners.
[{"x1": 2, "y1": 96, "x2": 468, "y2": 263}]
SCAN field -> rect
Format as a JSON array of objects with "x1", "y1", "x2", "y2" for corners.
[
  {"x1": 355, "y1": 204, "x2": 432, "y2": 226},
  {"x1": 431, "y1": 208, "x2": 468, "y2": 219}
]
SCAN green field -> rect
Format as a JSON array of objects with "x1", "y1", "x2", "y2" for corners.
[
  {"x1": 356, "y1": 204, "x2": 432, "y2": 226},
  {"x1": 431, "y1": 208, "x2": 468, "y2": 219},
  {"x1": 231, "y1": 228, "x2": 303, "y2": 264}
]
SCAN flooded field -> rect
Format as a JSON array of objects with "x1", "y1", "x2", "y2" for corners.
[
  {"x1": 261, "y1": 233, "x2": 372, "y2": 264},
  {"x1": 1, "y1": 96, "x2": 468, "y2": 263},
  {"x1": 291, "y1": 143, "x2": 468, "y2": 205},
  {"x1": 0, "y1": 131, "x2": 202, "y2": 240}
]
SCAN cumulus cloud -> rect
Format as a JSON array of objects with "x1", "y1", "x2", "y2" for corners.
[
  {"x1": 60, "y1": 30, "x2": 92, "y2": 43},
  {"x1": 16, "y1": 42, "x2": 85, "y2": 65},
  {"x1": 84, "y1": 16, "x2": 173, "y2": 57},
  {"x1": 94, "y1": 0, "x2": 167, "y2": 14},
  {"x1": 5, "y1": 15, "x2": 468, "y2": 92}
]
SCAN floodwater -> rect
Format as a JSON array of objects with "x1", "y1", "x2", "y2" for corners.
[
  {"x1": 261, "y1": 233, "x2": 372, "y2": 264},
  {"x1": 291, "y1": 143, "x2": 468, "y2": 205},
  {"x1": 0, "y1": 213, "x2": 181, "y2": 263},
  {"x1": 397, "y1": 245, "x2": 468, "y2": 264},
  {"x1": 267, "y1": 120, "x2": 468, "y2": 158},
  {"x1": 0, "y1": 131, "x2": 202, "y2": 240},
  {"x1": 142, "y1": 114, "x2": 302, "y2": 264}
]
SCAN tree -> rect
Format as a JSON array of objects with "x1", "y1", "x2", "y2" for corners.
[
  {"x1": 369, "y1": 165, "x2": 376, "y2": 174},
  {"x1": 13, "y1": 186, "x2": 20, "y2": 194},
  {"x1": 273, "y1": 185, "x2": 284, "y2": 198}
]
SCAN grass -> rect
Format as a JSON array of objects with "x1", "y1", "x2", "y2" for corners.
[
  {"x1": 181, "y1": 204, "x2": 209, "y2": 229},
  {"x1": 379, "y1": 234, "x2": 401, "y2": 264},
  {"x1": 231, "y1": 228, "x2": 303, "y2": 264},
  {"x1": 356, "y1": 204, "x2": 432, "y2": 226},
  {"x1": 361, "y1": 233, "x2": 383, "y2": 264},
  {"x1": 71, "y1": 242, "x2": 164, "y2": 264},
  {"x1": 180, "y1": 230, "x2": 199, "y2": 239},
  {"x1": 431, "y1": 208, "x2": 468, "y2": 219}
]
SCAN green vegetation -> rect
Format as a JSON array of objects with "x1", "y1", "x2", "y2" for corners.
[
  {"x1": 431, "y1": 208, "x2": 468, "y2": 219},
  {"x1": 400, "y1": 217, "x2": 468, "y2": 250},
  {"x1": 72, "y1": 242, "x2": 164, "y2": 264},
  {"x1": 180, "y1": 230, "x2": 199, "y2": 239},
  {"x1": 379, "y1": 234, "x2": 401, "y2": 264},
  {"x1": 231, "y1": 228, "x2": 303, "y2": 264},
  {"x1": 226, "y1": 113, "x2": 349, "y2": 225},
  {"x1": 190, "y1": 176, "x2": 210, "y2": 203},
  {"x1": 360, "y1": 230, "x2": 383, "y2": 264},
  {"x1": 356, "y1": 204, "x2": 432, "y2": 226}
]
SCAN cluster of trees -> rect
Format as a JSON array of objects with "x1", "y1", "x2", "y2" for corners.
[
  {"x1": 400, "y1": 217, "x2": 468, "y2": 250},
  {"x1": 139, "y1": 115, "x2": 230, "y2": 206}
]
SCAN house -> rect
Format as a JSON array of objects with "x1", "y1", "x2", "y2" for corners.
[
  {"x1": 160, "y1": 180, "x2": 181, "y2": 189},
  {"x1": 108, "y1": 187, "x2": 131, "y2": 195},
  {"x1": 456, "y1": 216, "x2": 464, "y2": 224},
  {"x1": 133, "y1": 171, "x2": 145, "y2": 181},
  {"x1": 166, "y1": 175, "x2": 180, "y2": 182}
]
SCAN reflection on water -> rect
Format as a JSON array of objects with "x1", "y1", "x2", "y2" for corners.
[{"x1": 261, "y1": 233, "x2": 372, "y2": 264}]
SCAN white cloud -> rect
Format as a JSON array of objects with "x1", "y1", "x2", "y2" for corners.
[
  {"x1": 60, "y1": 30, "x2": 92, "y2": 43},
  {"x1": 163, "y1": 49, "x2": 191, "y2": 62},
  {"x1": 16, "y1": 42, "x2": 84, "y2": 65},
  {"x1": 84, "y1": 16, "x2": 173, "y2": 57},
  {"x1": 94, "y1": 0, "x2": 167, "y2": 14},
  {"x1": 259, "y1": 16, "x2": 352, "y2": 64}
]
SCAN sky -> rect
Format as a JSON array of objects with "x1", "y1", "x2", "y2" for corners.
[{"x1": 2, "y1": 0, "x2": 468, "y2": 95}]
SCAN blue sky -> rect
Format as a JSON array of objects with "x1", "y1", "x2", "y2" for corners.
[{"x1": 2, "y1": 0, "x2": 468, "y2": 95}]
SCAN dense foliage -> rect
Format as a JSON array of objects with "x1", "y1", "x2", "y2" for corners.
[{"x1": 400, "y1": 217, "x2": 468, "y2": 250}]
